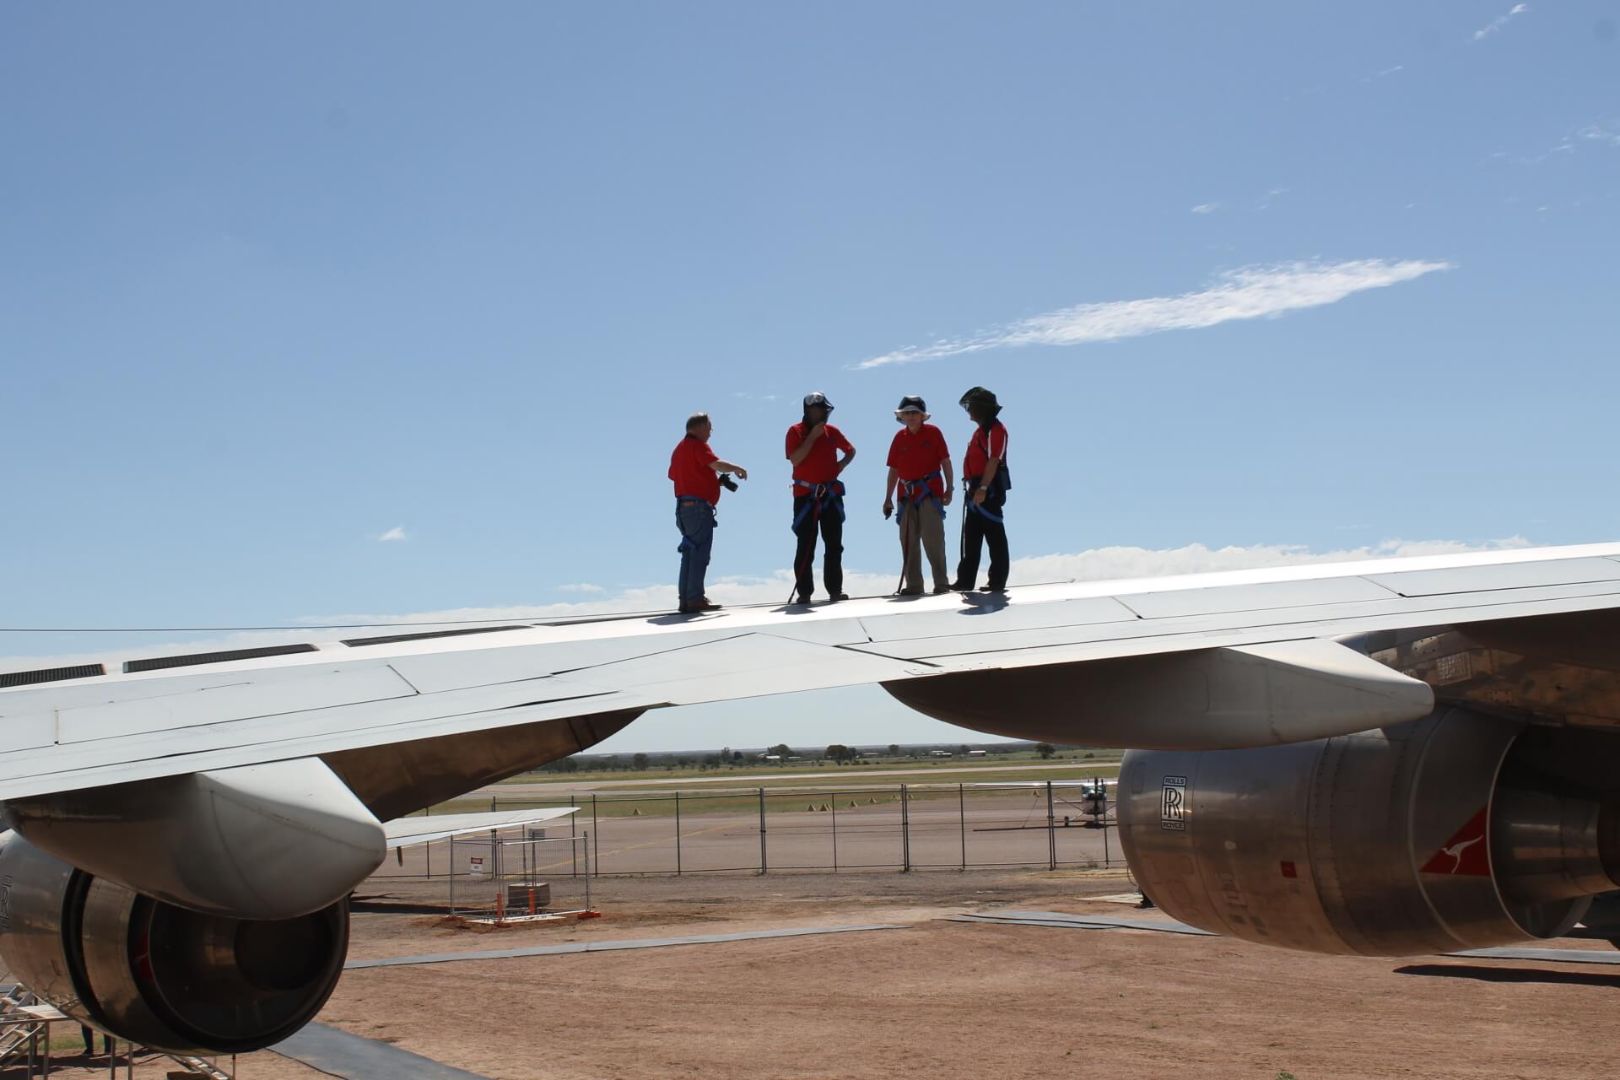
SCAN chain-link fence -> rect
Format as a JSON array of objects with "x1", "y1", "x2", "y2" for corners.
[{"x1": 374, "y1": 781, "x2": 1117, "y2": 882}]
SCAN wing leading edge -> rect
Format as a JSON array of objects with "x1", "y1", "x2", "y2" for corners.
[{"x1": 2, "y1": 542, "x2": 1619, "y2": 802}]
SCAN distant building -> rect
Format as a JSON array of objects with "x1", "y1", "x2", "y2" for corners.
[
  {"x1": 929, "y1": 750, "x2": 953, "y2": 758},
  {"x1": 967, "y1": 749, "x2": 987, "y2": 757}
]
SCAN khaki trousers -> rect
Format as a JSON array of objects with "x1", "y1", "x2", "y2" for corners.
[{"x1": 897, "y1": 499, "x2": 949, "y2": 593}]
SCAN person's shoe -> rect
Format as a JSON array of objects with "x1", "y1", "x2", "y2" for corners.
[
  {"x1": 697, "y1": 599, "x2": 723, "y2": 611},
  {"x1": 827, "y1": 593, "x2": 850, "y2": 603},
  {"x1": 985, "y1": 584, "x2": 1007, "y2": 593},
  {"x1": 948, "y1": 581, "x2": 974, "y2": 592},
  {"x1": 896, "y1": 588, "x2": 923, "y2": 597},
  {"x1": 794, "y1": 592, "x2": 814, "y2": 605},
  {"x1": 932, "y1": 584, "x2": 952, "y2": 595},
  {"x1": 678, "y1": 603, "x2": 700, "y2": 615}
]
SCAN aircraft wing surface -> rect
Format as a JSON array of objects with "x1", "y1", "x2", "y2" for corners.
[
  {"x1": 383, "y1": 807, "x2": 578, "y2": 848},
  {"x1": 4, "y1": 542, "x2": 1620, "y2": 801}
]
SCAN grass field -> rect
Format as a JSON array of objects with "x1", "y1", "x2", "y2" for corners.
[
  {"x1": 435, "y1": 758, "x2": 1122, "y2": 818},
  {"x1": 495, "y1": 748, "x2": 1122, "y2": 787}
]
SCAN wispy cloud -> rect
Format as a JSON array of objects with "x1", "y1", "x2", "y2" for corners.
[
  {"x1": 377, "y1": 526, "x2": 408, "y2": 543},
  {"x1": 556, "y1": 583, "x2": 606, "y2": 594},
  {"x1": 1473, "y1": 3, "x2": 1529, "y2": 40},
  {"x1": 1190, "y1": 202, "x2": 1220, "y2": 215},
  {"x1": 1255, "y1": 186, "x2": 1290, "y2": 211},
  {"x1": 855, "y1": 258, "x2": 1453, "y2": 370},
  {"x1": 1360, "y1": 64, "x2": 1406, "y2": 83},
  {"x1": 1579, "y1": 123, "x2": 1620, "y2": 148}
]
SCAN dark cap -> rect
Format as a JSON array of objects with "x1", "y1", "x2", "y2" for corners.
[
  {"x1": 803, "y1": 392, "x2": 834, "y2": 412},
  {"x1": 895, "y1": 395, "x2": 928, "y2": 414}
]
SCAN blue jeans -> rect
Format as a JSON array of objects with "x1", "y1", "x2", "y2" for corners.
[{"x1": 676, "y1": 499, "x2": 715, "y2": 604}]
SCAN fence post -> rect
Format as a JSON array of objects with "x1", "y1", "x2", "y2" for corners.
[
  {"x1": 830, "y1": 789, "x2": 838, "y2": 872},
  {"x1": 1046, "y1": 780, "x2": 1057, "y2": 871},
  {"x1": 1103, "y1": 812, "x2": 1111, "y2": 868},
  {"x1": 570, "y1": 795, "x2": 578, "y2": 878},
  {"x1": 591, "y1": 794, "x2": 600, "y2": 878},
  {"x1": 901, "y1": 784, "x2": 911, "y2": 872},
  {"x1": 490, "y1": 795, "x2": 497, "y2": 812},
  {"x1": 758, "y1": 788, "x2": 768, "y2": 874},
  {"x1": 675, "y1": 791, "x2": 683, "y2": 875},
  {"x1": 959, "y1": 783, "x2": 967, "y2": 871}
]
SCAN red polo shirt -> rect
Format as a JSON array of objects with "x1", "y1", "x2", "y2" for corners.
[
  {"x1": 669, "y1": 435, "x2": 721, "y2": 504},
  {"x1": 963, "y1": 420, "x2": 1008, "y2": 479},
  {"x1": 886, "y1": 423, "x2": 949, "y2": 497},
  {"x1": 785, "y1": 422, "x2": 853, "y2": 487}
]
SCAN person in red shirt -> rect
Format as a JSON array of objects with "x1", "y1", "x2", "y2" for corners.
[
  {"x1": 668, "y1": 412, "x2": 748, "y2": 615},
  {"x1": 951, "y1": 386, "x2": 1011, "y2": 592},
  {"x1": 785, "y1": 392, "x2": 857, "y2": 604},
  {"x1": 883, "y1": 396, "x2": 954, "y2": 595}
]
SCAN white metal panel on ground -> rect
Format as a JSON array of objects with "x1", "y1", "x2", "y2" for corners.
[
  {"x1": 1364, "y1": 556, "x2": 1620, "y2": 597},
  {"x1": 383, "y1": 807, "x2": 579, "y2": 848}
]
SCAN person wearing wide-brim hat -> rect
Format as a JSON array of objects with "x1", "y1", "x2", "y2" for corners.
[
  {"x1": 950, "y1": 386, "x2": 1011, "y2": 592},
  {"x1": 882, "y1": 396, "x2": 955, "y2": 595}
]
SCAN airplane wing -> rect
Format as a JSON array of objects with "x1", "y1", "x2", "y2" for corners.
[
  {"x1": 382, "y1": 807, "x2": 578, "y2": 848},
  {"x1": 8, "y1": 541, "x2": 1620, "y2": 1053},
  {"x1": 4, "y1": 541, "x2": 1620, "y2": 805}
]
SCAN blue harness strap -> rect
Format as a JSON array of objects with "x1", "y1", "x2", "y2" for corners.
[
  {"x1": 896, "y1": 471, "x2": 945, "y2": 521},
  {"x1": 966, "y1": 497, "x2": 1004, "y2": 525},
  {"x1": 791, "y1": 479, "x2": 846, "y2": 531}
]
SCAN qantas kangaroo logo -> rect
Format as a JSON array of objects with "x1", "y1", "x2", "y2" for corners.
[{"x1": 1420, "y1": 808, "x2": 1490, "y2": 877}]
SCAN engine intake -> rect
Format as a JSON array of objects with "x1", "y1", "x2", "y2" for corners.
[
  {"x1": 1118, "y1": 707, "x2": 1620, "y2": 956},
  {"x1": 0, "y1": 833, "x2": 347, "y2": 1053}
]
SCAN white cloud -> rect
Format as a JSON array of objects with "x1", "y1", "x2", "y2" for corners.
[
  {"x1": 855, "y1": 258, "x2": 1453, "y2": 369},
  {"x1": 377, "y1": 526, "x2": 408, "y2": 543},
  {"x1": 1579, "y1": 123, "x2": 1620, "y2": 148},
  {"x1": 1255, "y1": 186, "x2": 1289, "y2": 210},
  {"x1": 1473, "y1": 3, "x2": 1529, "y2": 40},
  {"x1": 557, "y1": 583, "x2": 606, "y2": 594},
  {"x1": 1361, "y1": 64, "x2": 1405, "y2": 83},
  {"x1": 0, "y1": 537, "x2": 1530, "y2": 673},
  {"x1": 1190, "y1": 202, "x2": 1220, "y2": 214}
]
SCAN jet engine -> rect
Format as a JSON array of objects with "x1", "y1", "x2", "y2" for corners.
[
  {"x1": 1118, "y1": 706, "x2": 1620, "y2": 956},
  {"x1": 0, "y1": 832, "x2": 347, "y2": 1053}
]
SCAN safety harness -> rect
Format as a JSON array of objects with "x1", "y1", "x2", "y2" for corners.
[
  {"x1": 895, "y1": 471, "x2": 945, "y2": 521},
  {"x1": 791, "y1": 478, "x2": 846, "y2": 532}
]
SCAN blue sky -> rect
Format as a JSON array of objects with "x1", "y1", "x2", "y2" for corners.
[{"x1": 3, "y1": 3, "x2": 1618, "y2": 750}]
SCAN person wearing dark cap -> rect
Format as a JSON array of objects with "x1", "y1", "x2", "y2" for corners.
[
  {"x1": 951, "y1": 386, "x2": 1011, "y2": 592},
  {"x1": 883, "y1": 396, "x2": 954, "y2": 596},
  {"x1": 786, "y1": 392, "x2": 856, "y2": 604},
  {"x1": 668, "y1": 412, "x2": 748, "y2": 615}
]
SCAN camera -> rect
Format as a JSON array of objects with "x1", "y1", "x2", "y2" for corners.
[{"x1": 718, "y1": 472, "x2": 739, "y2": 492}]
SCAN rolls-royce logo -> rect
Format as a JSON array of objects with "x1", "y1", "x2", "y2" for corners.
[{"x1": 1161, "y1": 776, "x2": 1188, "y2": 831}]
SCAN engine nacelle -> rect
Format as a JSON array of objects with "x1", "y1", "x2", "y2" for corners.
[
  {"x1": 1118, "y1": 706, "x2": 1620, "y2": 956},
  {"x1": 0, "y1": 832, "x2": 347, "y2": 1053}
]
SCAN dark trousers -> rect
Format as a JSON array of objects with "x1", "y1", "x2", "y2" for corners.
[
  {"x1": 955, "y1": 481, "x2": 1008, "y2": 590},
  {"x1": 792, "y1": 495, "x2": 844, "y2": 598}
]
